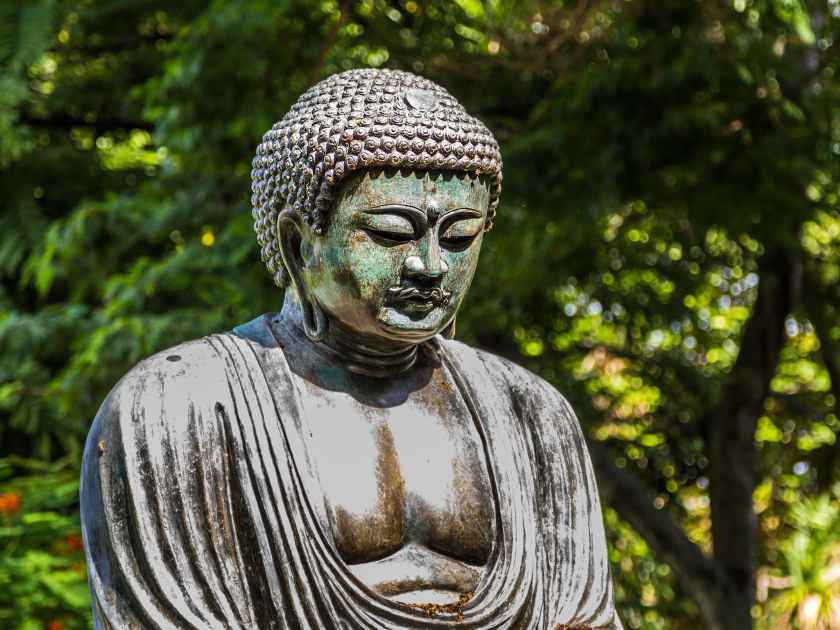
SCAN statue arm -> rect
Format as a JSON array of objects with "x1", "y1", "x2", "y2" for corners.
[
  {"x1": 479, "y1": 350, "x2": 624, "y2": 629},
  {"x1": 524, "y1": 366, "x2": 623, "y2": 629},
  {"x1": 539, "y1": 380, "x2": 624, "y2": 630},
  {"x1": 80, "y1": 340, "x2": 255, "y2": 630}
]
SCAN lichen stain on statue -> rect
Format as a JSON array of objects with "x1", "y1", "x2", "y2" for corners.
[{"x1": 80, "y1": 69, "x2": 622, "y2": 629}]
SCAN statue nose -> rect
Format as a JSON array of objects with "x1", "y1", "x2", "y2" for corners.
[{"x1": 403, "y1": 254, "x2": 449, "y2": 279}]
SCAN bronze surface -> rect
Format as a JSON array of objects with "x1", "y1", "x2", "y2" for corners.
[{"x1": 80, "y1": 68, "x2": 621, "y2": 629}]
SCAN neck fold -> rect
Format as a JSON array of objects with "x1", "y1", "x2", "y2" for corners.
[{"x1": 278, "y1": 291, "x2": 419, "y2": 378}]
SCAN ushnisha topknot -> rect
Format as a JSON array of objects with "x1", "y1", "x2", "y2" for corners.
[{"x1": 250, "y1": 68, "x2": 503, "y2": 288}]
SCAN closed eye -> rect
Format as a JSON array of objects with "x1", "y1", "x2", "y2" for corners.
[
  {"x1": 439, "y1": 211, "x2": 483, "y2": 251},
  {"x1": 361, "y1": 226, "x2": 415, "y2": 246},
  {"x1": 359, "y1": 206, "x2": 421, "y2": 245},
  {"x1": 440, "y1": 233, "x2": 478, "y2": 250}
]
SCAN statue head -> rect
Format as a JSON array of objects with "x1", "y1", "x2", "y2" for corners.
[{"x1": 251, "y1": 69, "x2": 502, "y2": 345}]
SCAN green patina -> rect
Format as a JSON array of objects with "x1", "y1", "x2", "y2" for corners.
[{"x1": 294, "y1": 168, "x2": 491, "y2": 344}]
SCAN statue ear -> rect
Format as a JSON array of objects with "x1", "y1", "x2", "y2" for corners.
[{"x1": 277, "y1": 209, "x2": 327, "y2": 341}]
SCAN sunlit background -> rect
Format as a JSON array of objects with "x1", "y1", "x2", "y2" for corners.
[{"x1": 1, "y1": 1, "x2": 839, "y2": 628}]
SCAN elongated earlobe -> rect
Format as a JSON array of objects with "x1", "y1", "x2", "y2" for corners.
[
  {"x1": 301, "y1": 295, "x2": 327, "y2": 342},
  {"x1": 441, "y1": 316, "x2": 456, "y2": 340},
  {"x1": 277, "y1": 210, "x2": 327, "y2": 342}
]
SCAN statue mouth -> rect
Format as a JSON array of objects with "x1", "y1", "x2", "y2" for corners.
[{"x1": 385, "y1": 285, "x2": 452, "y2": 313}]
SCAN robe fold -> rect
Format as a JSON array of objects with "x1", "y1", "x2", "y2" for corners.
[{"x1": 81, "y1": 314, "x2": 621, "y2": 629}]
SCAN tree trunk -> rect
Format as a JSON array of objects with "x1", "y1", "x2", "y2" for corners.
[
  {"x1": 593, "y1": 249, "x2": 797, "y2": 630},
  {"x1": 707, "y1": 249, "x2": 796, "y2": 628}
]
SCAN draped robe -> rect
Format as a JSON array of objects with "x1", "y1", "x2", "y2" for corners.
[{"x1": 80, "y1": 314, "x2": 622, "y2": 629}]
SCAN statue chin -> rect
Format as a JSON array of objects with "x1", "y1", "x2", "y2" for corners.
[{"x1": 376, "y1": 305, "x2": 450, "y2": 343}]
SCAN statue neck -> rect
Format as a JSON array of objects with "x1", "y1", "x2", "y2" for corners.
[{"x1": 278, "y1": 291, "x2": 420, "y2": 378}]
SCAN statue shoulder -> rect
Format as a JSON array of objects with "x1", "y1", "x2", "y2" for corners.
[
  {"x1": 438, "y1": 338, "x2": 567, "y2": 396},
  {"x1": 109, "y1": 336, "x2": 230, "y2": 406},
  {"x1": 438, "y1": 337, "x2": 581, "y2": 425},
  {"x1": 84, "y1": 334, "x2": 241, "y2": 455},
  {"x1": 86, "y1": 316, "x2": 284, "y2": 454}
]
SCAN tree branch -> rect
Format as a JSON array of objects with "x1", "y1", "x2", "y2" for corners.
[
  {"x1": 56, "y1": 32, "x2": 174, "y2": 57},
  {"x1": 590, "y1": 442, "x2": 742, "y2": 630},
  {"x1": 19, "y1": 112, "x2": 152, "y2": 132},
  {"x1": 309, "y1": 0, "x2": 350, "y2": 84}
]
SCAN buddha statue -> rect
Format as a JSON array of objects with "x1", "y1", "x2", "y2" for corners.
[{"x1": 80, "y1": 69, "x2": 621, "y2": 629}]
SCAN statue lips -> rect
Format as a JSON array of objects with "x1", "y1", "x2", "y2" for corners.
[{"x1": 385, "y1": 285, "x2": 452, "y2": 315}]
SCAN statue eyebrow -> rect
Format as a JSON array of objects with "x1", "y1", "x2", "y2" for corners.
[
  {"x1": 363, "y1": 204, "x2": 427, "y2": 232},
  {"x1": 438, "y1": 207, "x2": 483, "y2": 225},
  {"x1": 362, "y1": 204, "x2": 483, "y2": 231},
  {"x1": 442, "y1": 207, "x2": 482, "y2": 217}
]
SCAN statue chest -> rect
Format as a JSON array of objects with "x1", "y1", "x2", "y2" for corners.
[{"x1": 292, "y1": 369, "x2": 497, "y2": 571}]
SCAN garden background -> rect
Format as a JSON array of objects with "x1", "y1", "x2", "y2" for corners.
[{"x1": 1, "y1": 0, "x2": 839, "y2": 628}]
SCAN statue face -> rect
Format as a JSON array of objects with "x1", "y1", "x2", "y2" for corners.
[{"x1": 300, "y1": 169, "x2": 490, "y2": 343}]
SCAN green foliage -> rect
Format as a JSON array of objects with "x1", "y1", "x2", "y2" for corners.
[
  {"x1": 0, "y1": 1, "x2": 57, "y2": 166},
  {"x1": 761, "y1": 492, "x2": 840, "y2": 629},
  {"x1": 0, "y1": 457, "x2": 89, "y2": 630},
  {"x1": 1, "y1": 0, "x2": 838, "y2": 627},
  {"x1": 605, "y1": 507, "x2": 699, "y2": 627}
]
